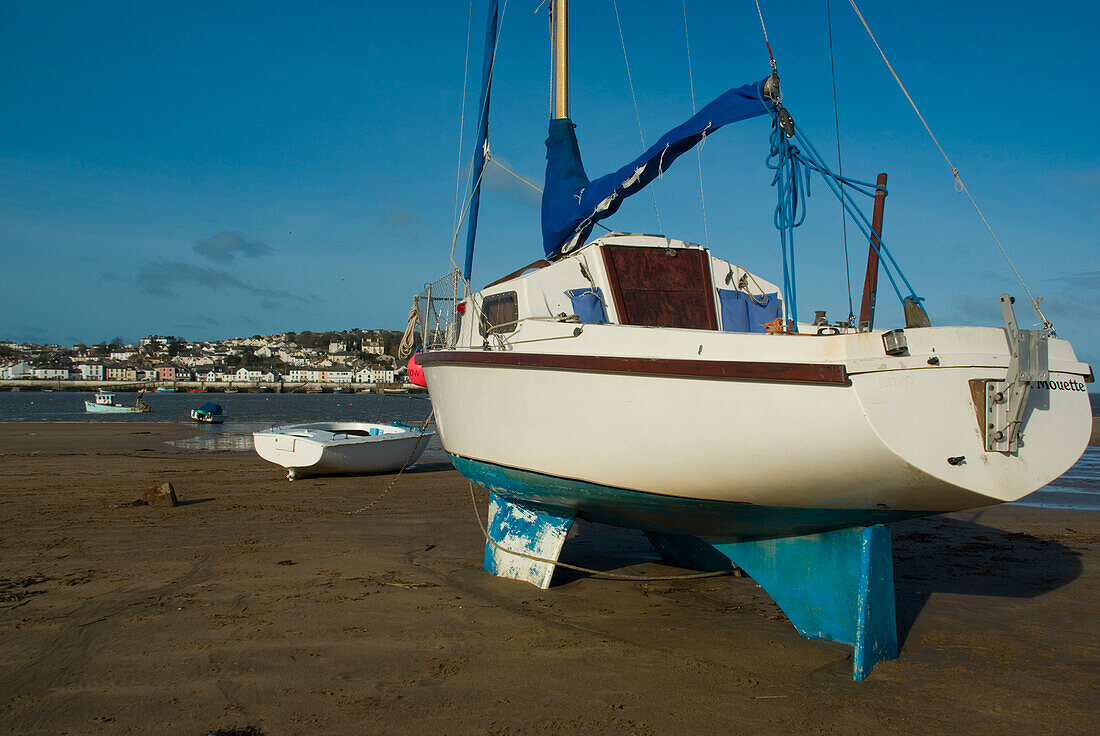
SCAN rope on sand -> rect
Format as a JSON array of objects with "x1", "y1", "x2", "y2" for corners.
[{"x1": 346, "y1": 409, "x2": 435, "y2": 515}]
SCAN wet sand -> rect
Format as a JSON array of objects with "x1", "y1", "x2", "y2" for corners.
[{"x1": 1, "y1": 423, "x2": 1097, "y2": 735}]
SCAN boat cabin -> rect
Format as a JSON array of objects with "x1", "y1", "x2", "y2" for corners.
[
  {"x1": 93, "y1": 393, "x2": 116, "y2": 406},
  {"x1": 459, "y1": 234, "x2": 787, "y2": 345}
]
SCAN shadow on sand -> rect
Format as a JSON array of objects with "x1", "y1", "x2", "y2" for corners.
[
  {"x1": 891, "y1": 514, "x2": 1082, "y2": 646},
  {"x1": 541, "y1": 515, "x2": 1082, "y2": 649}
]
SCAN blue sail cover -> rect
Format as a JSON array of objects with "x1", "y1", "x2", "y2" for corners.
[{"x1": 542, "y1": 78, "x2": 774, "y2": 259}]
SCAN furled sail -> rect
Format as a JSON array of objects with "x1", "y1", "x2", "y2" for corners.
[
  {"x1": 462, "y1": 0, "x2": 500, "y2": 281},
  {"x1": 541, "y1": 79, "x2": 774, "y2": 259}
]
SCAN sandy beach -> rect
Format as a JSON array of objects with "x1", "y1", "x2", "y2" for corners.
[{"x1": 1, "y1": 423, "x2": 1097, "y2": 735}]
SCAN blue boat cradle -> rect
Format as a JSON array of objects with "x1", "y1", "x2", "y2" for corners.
[{"x1": 481, "y1": 489, "x2": 898, "y2": 682}]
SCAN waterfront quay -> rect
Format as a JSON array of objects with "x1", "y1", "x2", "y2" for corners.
[{"x1": 0, "y1": 379, "x2": 420, "y2": 394}]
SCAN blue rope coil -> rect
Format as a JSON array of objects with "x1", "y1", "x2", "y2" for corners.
[{"x1": 761, "y1": 98, "x2": 923, "y2": 328}]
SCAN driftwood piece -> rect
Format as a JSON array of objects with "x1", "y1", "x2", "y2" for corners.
[{"x1": 135, "y1": 482, "x2": 178, "y2": 507}]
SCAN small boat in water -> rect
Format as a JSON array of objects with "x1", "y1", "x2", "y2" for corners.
[
  {"x1": 191, "y1": 402, "x2": 226, "y2": 424},
  {"x1": 252, "y1": 421, "x2": 433, "y2": 480},
  {"x1": 84, "y1": 392, "x2": 150, "y2": 414}
]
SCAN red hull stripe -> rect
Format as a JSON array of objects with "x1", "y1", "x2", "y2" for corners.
[{"x1": 416, "y1": 350, "x2": 851, "y2": 385}]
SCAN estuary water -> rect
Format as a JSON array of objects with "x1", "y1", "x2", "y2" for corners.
[
  {"x1": 0, "y1": 390, "x2": 448, "y2": 460},
  {"x1": 0, "y1": 390, "x2": 1097, "y2": 510}
]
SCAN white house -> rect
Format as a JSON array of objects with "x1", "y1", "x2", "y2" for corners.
[
  {"x1": 325, "y1": 370, "x2": 353, "y2": 383},
  {"x1": 77, "y1": 363, "x2": 105, "y2": 381},
  {"x1": 234, "y1": 367, "x2": 262, "y2": 382},
  {"x1": 1, "y1": 361, "x2": 33, "y2": 379},
  {"x1": 354, "y1": 366, "x2": 395, "y2": 384},
  {"x1": 289, "y1": 368, "x2": 325, "y2": 383},
  {"x1": 362, "y1": 338, "x2": 385, "y2": 355},
  {"x1": 33, "y1": 365, "x2": 73, "y2": 380}
]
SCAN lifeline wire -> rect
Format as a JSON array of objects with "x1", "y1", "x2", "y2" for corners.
[
  {"x1": 846, "y1": 0, "x2": 1052, "y2": 332},
  {"x1": 468, "y1": 483, "x2": 733, "y2": 582}
]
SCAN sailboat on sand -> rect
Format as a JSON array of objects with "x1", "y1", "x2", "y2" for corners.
[{"x1": 407, "y1": 1, "x2": 1092, "y2": 679}]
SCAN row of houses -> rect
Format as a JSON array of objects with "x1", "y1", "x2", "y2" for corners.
[
  {"x1": 286, "y1": 366, "x2": 396, "y2": 384},
  {"x1": 1, "y1": 360, "x2": 399, "y2": 384}
]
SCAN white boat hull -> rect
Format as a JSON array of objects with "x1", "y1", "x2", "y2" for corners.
[
  {"x1": 422, "y1": 324, "x2": 1091, "y2": 528},
  {"x1": 85, "y1": 400, "x2": 147, "y2": 414},
  {"x1": 252, "y1": 422, "x2": 433, "y2": 479}
]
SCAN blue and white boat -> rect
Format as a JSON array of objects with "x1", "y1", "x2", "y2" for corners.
[
  {"x1": 409, "y1": 1, "x2": 1093, "y2": 679},
  {"x1": 85, "y1": 392, "x2": 150, "y2": 414},
  {"x1": 191, "y1": 402, "x2": 226, "y2": 424}
]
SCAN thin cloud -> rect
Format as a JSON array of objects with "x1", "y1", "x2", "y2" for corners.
[
  {"x1": 380, "y1": 205, "x2": 423, "y2": 243},
  {"x1": 137, "y1": 260, "x2": 321, "y2": 306},
  {"x1": 1050, "y1": 269, "x2": 1100, "y2": 295},
  {"x1": 193, "y1": 231, "x2": 273, "y2": 262},
  {"x1": 1064, "y1": 169, "x2": 1100, "y2": 187},
  {"x1": 484, "y1": 156, "x2": 541, "y2": 208}
]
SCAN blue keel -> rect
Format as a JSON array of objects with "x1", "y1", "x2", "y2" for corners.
[
  {"x1": 708, "y1": 525, "x2": 898, "y2": 681},
  {"x1": 483, "y1": 492, "x2": 574, "y2": 589}
]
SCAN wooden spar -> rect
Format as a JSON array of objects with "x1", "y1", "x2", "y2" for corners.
[
  {"x1": 552, "y1": 0, "x2": 569, "y2": 119},
  {"x1": 858, "y1": 173, "x2": 888, "y2": 331}
]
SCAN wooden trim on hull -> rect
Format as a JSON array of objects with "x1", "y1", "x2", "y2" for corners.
[{"x1": 417, "y1": 350, "x2": 851, "y2": 386}]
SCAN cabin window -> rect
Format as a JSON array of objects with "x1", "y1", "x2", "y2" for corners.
[{"x1": 478, "y1": 291, "x2": 519, "y2": 337}]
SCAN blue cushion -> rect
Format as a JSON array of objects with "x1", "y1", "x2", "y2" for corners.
[
  {"x1": 566, "y1": 287, "x2": 608, "y2": 324},
  {"x1": 746, "y1": 292, "x2": 780, "y2": 332},
  {"x1": 718, "y1": 289, "x2": 750, "y2": 332},
  {"x1": 719, "y1": 289, "x2": 780, "y2": 333}
]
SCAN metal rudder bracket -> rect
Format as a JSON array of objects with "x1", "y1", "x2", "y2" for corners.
[
  {"x1": 707, "y1": 525, "x2": 897, "y2": 681},
  {"x1": 483, "y1": 492, "x2": 574, "y2": 589},
  {"x1": 985, "y1": 293, "x2": 1048, "y2": 453}
]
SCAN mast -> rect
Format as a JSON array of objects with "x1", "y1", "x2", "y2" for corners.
[{"x1": 552, "y1": 0, "x2": 568, "y2": 119}]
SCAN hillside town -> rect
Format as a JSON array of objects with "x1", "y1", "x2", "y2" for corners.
[{"x1": 0, "y1": 329, "x2": 409, "y2": 388}]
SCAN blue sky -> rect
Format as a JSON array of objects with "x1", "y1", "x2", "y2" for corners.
[{"x1": 1, "y1": 1, "x2": 1097, "y2": 368}]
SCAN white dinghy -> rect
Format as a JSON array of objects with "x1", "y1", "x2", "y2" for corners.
[{"x1": 252, "y1": 422, "x2": 433, "y2": 480}]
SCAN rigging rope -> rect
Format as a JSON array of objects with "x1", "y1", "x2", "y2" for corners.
[
  {"x1": 681, "y1": 0, "x2": 709, "y2": 249},
  {"x1": 763, "y1": 90, "x2": 923, "y2": 326},
  {"x1": 825, "y1": 0, "x2": 854, "y2": 323},
  {"x1": 452, "y1": 0, "x2": 474, "y2": 243},
  {"x1": 753, "y1": 0, "x2": 778, "y2": 72},
  {"x1": 451, "y1": 0, "x2": 511, "y2": 282},
  {"x1": 612, "y1": 0, "x2": 662, "y2": 233},
  {"x1": 397, "y1": 303, "x2": 419, "y2": 360},
  {"x1": 766, "y1": 117, "x2": 806, "y2": 328},
  {"x1": 490, "y1": 156, "x2": 543, "y2": 193},
  {"x1": 845, "y1": 0, "x2": 1052, "y2": 333},
  {"x1": 346, "y1": 408, "x2": 436, "y2": 515}
]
